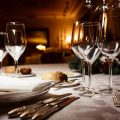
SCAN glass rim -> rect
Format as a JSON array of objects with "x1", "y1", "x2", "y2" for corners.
[
  {"x1": 81, "y1": 22, "x2": 100, "y2": 26},
  {"x1": 6, "y1": 22, "x2": 25, "y2": 25}
]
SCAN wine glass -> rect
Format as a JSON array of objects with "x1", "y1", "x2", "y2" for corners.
[
  {"x1": 97, "y1": 13, "x2": 120, "y2": 94},
  {"x1": 71, "y1": 21, "x2": 86, "y2": 91},
  {"x1": 5, "y1": 22, "x2": 27, "y2": 75},
  {"x1": 0, "y1": 32, "x2": 8, "y2": 73},
  {"x1": 77, "y1": 22, "x2": 101, "y2": 96}
]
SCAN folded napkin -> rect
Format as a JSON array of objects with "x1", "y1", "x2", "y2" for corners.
[{"x1": 0, "y1": 75, "x2": 52, "y2": 92}]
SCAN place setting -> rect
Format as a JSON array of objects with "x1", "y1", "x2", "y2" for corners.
[
  {"x1": 0, "y1": 69, "x2": 80, "y2": 105},
  {"x1": 3, "y1": 66, "x2": 36, "y2": 78},
  {"x1": 40, "y1": 71, "x2": 81, "y2": 89}
]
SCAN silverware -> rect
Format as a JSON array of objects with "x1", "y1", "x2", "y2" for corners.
[
  {"x1": 20, "y1": 96, "x2": 71, "y2": 119},
  {"x1": 32, "y1": 96, "x2": 79, "y2": 120},
  {"x1": 8, "y1": 93, "x2": 72, "y2": 118}
]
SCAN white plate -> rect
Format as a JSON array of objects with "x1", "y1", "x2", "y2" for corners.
[
  {"x1": 66, "y1": 72, "x2": 81, "y2": 78},
  {"x1": 55, "y1": 79, "x2": 80, "y2": 88},
  {"x1": 4, "y1": 73, "x2": 36, "y2": 78},
  {"x1": 0, "y1": 81, "x2": 52, "y2": 105},
  {"x1": 0, "y1": 89, "x2": 48, "y2": 105}
]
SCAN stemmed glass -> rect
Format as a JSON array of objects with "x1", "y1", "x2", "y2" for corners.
[
  {"x1": 71, "y1": 21, "x2": 86, "y2": 91},
  {"x1": 5, "y1": 22, "x2": 27, "y2": 75},
  {"x1": 0, "y1": 32, "x2": 8, "y2": 73},
  {"x1": 97, "y1": 13, "x2": 120, "y2": 94},
  {"x1": 77, "y1": 22, "x2": 101, "y2": 96}
]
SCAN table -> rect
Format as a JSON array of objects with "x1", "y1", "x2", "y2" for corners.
[{"x1": 0, "y1": 63, "x2": 120, "y2": 120}]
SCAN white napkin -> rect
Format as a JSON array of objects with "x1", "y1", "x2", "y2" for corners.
[{"x1": 0, "y1": 75, "x2": 51, "y2": 91}]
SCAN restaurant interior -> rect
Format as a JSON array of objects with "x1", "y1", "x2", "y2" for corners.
[
  {"x1": 0, "y1": 0, "x2": 104, "y2": 65},
  {"x1": 0, "y1": 1, "x2": 120, "y2": 120}
]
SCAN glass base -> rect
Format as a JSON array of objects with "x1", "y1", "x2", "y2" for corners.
[
  {"x1": 99, "y1": 87, "x2": 113, "y2": 94},
  {"x1": 79, "y1": 89, "x2": 96, "y2": 97},
  {"x1": 74, "y1": 85, "x2": 87, "y2": 91}
]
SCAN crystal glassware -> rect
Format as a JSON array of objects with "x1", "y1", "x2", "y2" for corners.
[
  {"x1": 77, "y1": 22, "x2": 101, "y2": 96},
  {"x1": 5, "y1": 22, "x2": 27, "y2": 75},
  {"x1": 71, "y1": 21, "x2": 86, "y2": 91},
  {"x1": 0, "y1": 32, "x2": 8, "y2": 73},
  {"x1": 97, "y1": 13, "x2": 120, "y2": 94}
]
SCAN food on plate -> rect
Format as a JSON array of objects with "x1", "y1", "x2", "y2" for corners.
[
  {"x1": 42, "y1": 71, "x2": 68, "y2": 82},
  {"x1": 5, "y1": 66, "x2": 16, "y2": 73},
  {"x1": 20, "y1": 67, "x2": 32, "y2": 75}
]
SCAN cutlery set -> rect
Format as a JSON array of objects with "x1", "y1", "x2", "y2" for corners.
[{"x1": 8, "y1": 93, "x2": 79, "y2": 120}]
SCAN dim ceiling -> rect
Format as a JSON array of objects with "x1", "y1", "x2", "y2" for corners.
[{"x1": 0, "y1": 0, "x2": 88, "y2": 20}]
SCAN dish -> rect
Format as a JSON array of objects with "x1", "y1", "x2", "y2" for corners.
[
  {"x1": 66, "y1": 72, "x2": 82, "y2": 78},
  {"x1": 0, "y1": 88, "x2": 48, "y2": 105},
  {"x1": 4, "y1": 73, "x2": 36, "y2": 78},
  {"x1": 54, "y1": 79, "x2": 80, "y2": 88}
]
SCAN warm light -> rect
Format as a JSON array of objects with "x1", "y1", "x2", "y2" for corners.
[
  {"x1": 79, "y1": 28, "x2": 84, "y2": 41},
  {"x1": 75, "y1": 21, "x2": 79, "y2": 26},
  {"x1": 66, "y1": 35, "x2": 71, "y2": 43},
  {"x1": 102, "y1": 12, "x2": 107, "y2": 39},
  {"x1": 36, "y1": 44, "x2": 46, "y2": 51}
]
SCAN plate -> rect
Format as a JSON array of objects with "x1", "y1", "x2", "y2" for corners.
[
  {"x1": 66, "y1": 72, "x2": 82, "y2": 78},
  {"x1": 4, "y1": 73, "x2": 36, "y2": 78},
  {"x1": 55, "y1": 79, "x2": 80, "y2": 88},
  {"x1": 0, "y1": 90, "x2": 48, "y2": 105},
  {"x1": 0, "y1": 82, "x2": 52, "y2": 105}
]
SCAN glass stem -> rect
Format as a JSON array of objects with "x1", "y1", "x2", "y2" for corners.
[
  {"x1": 14, "y1": 60, "x2": 18, "y2": 74},
  {"x1": 81, "y1": 60, "x2": 85, "y2": 85},
  {"x1": 108, "y1": 59, "x2": 113, "y2": 89},
  {"x1": 87, "y1": 63, "x2": 92, "y2": 90}
]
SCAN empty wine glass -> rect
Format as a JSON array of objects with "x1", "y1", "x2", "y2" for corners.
[
  {"x1": 71, "y1": 21, "x2": 86, "y2": 91},
  {"x1": 77, "y1": 22, "x2": 101, "y2": 96},
  {"x1": 0, "y1": 32, "x2": 8, "y2": 73},
  {"x1": 97, "y1": 13, "x2": 120, "y2": 94},
  {"x1": 5, "y1": 22, "x2": 27, "y2": 75}
]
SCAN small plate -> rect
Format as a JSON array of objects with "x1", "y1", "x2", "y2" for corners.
[
  {"x1": 66, "y1": 72, "x2": 81, "y2": 78},
  {"x1": 55, "y1": 79, "x2": 80, "y2": 88},
  {"x1": 4, "y1": 73, "x2": 36, "y2": 78}
]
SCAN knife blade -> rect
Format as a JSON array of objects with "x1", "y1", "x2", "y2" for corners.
[
  {"x1": 8, "y1": 93, "x2": 72, "y2": 118},
  {"x1": 19, "y1": 93, "x2": 72, "y2": 119},
  {"x1": 32, "y1": 96, "x2": 79, "y2": 120}
]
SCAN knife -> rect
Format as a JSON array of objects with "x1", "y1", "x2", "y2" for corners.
[
  {"x1": 20, "y1": 96, "x2": 71, "y2": 119},
  {"x1": 32, "y1": 96, "x2": 79, "y2": 120},
  {"x1": 19, "y1": 93, "x2": 72, "y2": 119},
  {"x1": 8, "y1": 93, "x2": 72, "y2": 118}
]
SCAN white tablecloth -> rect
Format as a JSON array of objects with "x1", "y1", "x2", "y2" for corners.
[{"x1": 0, "y1": 63, "x2": 120, "y2": 120}]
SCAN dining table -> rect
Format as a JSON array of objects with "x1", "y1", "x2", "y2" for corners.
[{"x1": 0, "y1": 63, "x2": 120, "y2": 120}]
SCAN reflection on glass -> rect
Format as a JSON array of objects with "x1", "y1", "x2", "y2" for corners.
[{"x1": 0, "y1": 32, "x2": 8, "y2": 73}]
